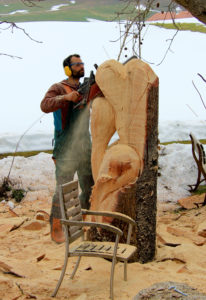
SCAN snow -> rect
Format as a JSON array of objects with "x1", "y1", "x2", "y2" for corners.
[
  {"x1": 1, "y1": 119, "x2": 206, "y2": 154},
  {"x1": 50, "y1": 4, "x2": 69, "y2": 11},
  {"x1": 0, "y1": 20, "x2": 206, "y2": 137},
  {"x1": 0, "y1": 133, "x2": 203, "y2": 204},
  {"x1": 0, "y1": 18, "x2": 206, "y2": 204},
  {"x1": 9, "y1": 10, "x2": 28, "y2": 15},
  {"x1": 158, "y1": 142, "x2": 197, "y2": 202},
  {"x1": 0, "y1": 152, "x2": 55, "y2": 191}
]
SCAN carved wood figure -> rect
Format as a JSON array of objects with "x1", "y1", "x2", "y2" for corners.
[{"x1": 87, "y1": 57, "x2": 159, "y2": 263}]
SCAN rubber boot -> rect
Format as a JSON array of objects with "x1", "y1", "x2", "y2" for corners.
[{"x1": 50, "y1": 217, "x2": 65, "y2": 244}]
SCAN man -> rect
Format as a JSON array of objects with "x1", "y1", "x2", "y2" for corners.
[{"x1": 41, "y1": 54, "x2": 94, "y2": 243}]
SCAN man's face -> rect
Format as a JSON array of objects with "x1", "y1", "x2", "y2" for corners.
[{"x1": 70, "y1": 56, "x2": 85, "y2": 79}]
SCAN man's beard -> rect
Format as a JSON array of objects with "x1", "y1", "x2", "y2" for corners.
[{"x1": 72, "y1": 70, "x2": 84, "y2": 79}]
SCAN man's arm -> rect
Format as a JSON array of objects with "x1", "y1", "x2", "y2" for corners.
[
  {"x1": 40, "y1": 83, "x2": 81, "y2": 113},
  {"x1": 40, "y1": 83, "x2": 68, "y2": 113}
]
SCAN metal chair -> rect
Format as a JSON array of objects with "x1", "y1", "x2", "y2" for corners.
[{"x1": 52, "y1": 180, "x2": 137, "y2": 299}]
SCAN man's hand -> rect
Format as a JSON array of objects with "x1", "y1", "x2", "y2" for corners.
[{"x1": 64, "y1": 91, "x2": 81, "y2": 103}]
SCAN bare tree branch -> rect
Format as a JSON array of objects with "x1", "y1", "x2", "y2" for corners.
[
  {"x1": 0, "y1": 20, "x2": 42, "y2": 58},
  {"x1": 0, "y1": 53, "x2": 23, "y2": 59},
  {"x1": 186, "y1": 104, "x2": 199, "y2": 118},
  {"x1": 156, "y1": 29, "x2": 178, "y2": 66},
  {"x1": 7, "y1": 114, "x2": 45, "y2": 179},
  {"x1": 114, "y1": 0, "x2": 180, "y2": 63},
  {"x1": 0, "y1": 21, "x2": 42, "y2": 43},
  {"x1": 192, "y1": 80, "x2": 206, "y2": 111},
  {"x1": 198, "y1": 73, "x2": 206, "y2": 83}
]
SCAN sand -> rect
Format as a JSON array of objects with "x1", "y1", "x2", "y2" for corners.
[{"x1": 1, "y1": 195, "x2": 206, "y2": 300}]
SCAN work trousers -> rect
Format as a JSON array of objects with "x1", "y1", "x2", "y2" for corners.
[{"x1": 50, "y1": 157, "x2": 94, "y2": 221}]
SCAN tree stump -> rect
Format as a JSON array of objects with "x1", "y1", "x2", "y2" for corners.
[
  {"x1": 133, "y1": 84, "x2": 158, "y2": 263},
  {"x1": 87, "y1": 58, "x2": 159, "y2": 263}
]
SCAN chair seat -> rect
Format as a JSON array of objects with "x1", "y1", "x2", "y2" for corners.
[{"x1": 69, "y1": 241, "x2": 137, "y2": 261}]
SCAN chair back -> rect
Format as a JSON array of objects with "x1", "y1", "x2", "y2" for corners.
[{"x1": 59, "y1": 180, "x2": 84, "y2": 243}]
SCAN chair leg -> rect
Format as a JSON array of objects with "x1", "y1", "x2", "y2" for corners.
[
  {"x1": 110, "y1": 259, "x2": 116, "y2": 300},
  {"x1": 70, "y1": 256, "x2": 81, "y2": 279},
  {"x1": 124, "y1": 261, "x2": 127, "y2": 281},
  {"x1": 52, "y1": 251, "x2": 69, "y2": 297}
]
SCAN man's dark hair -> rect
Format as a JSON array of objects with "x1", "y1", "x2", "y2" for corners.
[{"x1": 63, "y1": 54, "x2": 80, "y2": 68}]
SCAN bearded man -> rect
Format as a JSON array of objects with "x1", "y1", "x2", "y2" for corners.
[{"x1": 41, "y1": 54, "x2": 94, "y2": 243}]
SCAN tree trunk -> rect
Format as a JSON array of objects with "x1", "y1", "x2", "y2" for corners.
[
  {"x1": 174, "y1": 0, "x2": 206, "y2": 25},
  {"x1": 133, "y1": 84, "x2": 158, "y2": 263},
  {"x1": 87, "y1": 58, "x2": 159, "y2": 263}
]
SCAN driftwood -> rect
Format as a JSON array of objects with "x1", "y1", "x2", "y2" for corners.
[{"x1": 87, "y1": 58, "x2": 159, "y2": 263}]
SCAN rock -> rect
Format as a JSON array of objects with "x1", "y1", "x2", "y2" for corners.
[
  {"x1": 178, "y1": 194, "x2": 205, "y2": 209},
  {"x1": 133, "y1": 281, "x2": 206, "y2": 299}
]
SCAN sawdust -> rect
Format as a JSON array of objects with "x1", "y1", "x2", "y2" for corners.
[{"x1": 0, "y1": 196, "x2": 206, "y2": 300}]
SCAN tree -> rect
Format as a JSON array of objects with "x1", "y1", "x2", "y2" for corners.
[
  {"x1": 115, "y1": 0, "x2": 206, "y2": 61},
  {"x1": 0, "y1": 0, "x2": 42, "y2": 58},
  {"x1": 174, "y1": 0, "x2": 206, "y2": 25},
  {"x1": 110, "y1": 0, "x2": 205, "y2": 263}
]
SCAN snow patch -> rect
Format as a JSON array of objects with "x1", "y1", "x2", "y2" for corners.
[
  {"x1": 50, "y1": 4, "x2": 69, "y2": 11},
  {"x1": 9, "y1": 10, "x2": 28, "y2": 15}
]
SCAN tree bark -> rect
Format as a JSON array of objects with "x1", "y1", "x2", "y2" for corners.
[
  {"x1": 174, "y1": 0, "x2": 206, "y2": 25},
  {"x1": 133, "y1": 84, "x2": 158, "y2": 263}
]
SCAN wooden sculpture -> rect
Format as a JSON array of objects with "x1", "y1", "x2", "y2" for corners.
[{"x1": 88, "y1": 57, "x2": 159, "y2": 262}]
